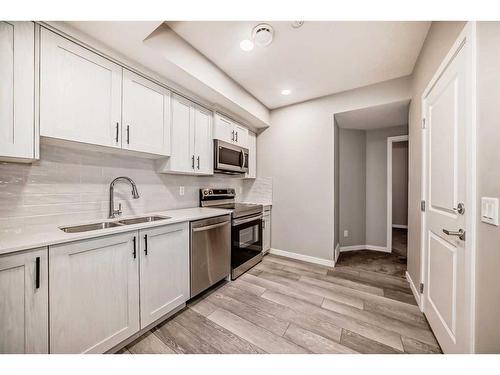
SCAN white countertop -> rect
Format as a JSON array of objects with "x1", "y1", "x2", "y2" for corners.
[{"x1": 0, "y1": 207, "x2": 231, "y2": 256}]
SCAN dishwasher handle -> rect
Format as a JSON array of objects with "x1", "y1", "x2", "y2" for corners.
[{"x1": 192, "y1": 221, "x2": 229, "y2": 232}]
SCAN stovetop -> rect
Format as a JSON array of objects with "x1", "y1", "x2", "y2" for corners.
[{"x1": 199, "y1": 188, "x2": 263, "y2": 219}]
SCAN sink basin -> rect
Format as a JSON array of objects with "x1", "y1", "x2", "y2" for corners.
[
  {"x1": 117, "y1": 216, "x2": 171, "y2": 225},
  {"x1": 60, "y1": 221, "x2": 124, "y2": 233}
]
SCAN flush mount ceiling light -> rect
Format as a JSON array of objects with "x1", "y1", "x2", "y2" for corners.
[
  {"x1": 291, "y1": 21, "x2": 304, "y2": 29},
  {"x1": 281, "y1": 89, "x2": 291, "y2": 96},
  {"x1": 239, "y1": 39, "x2": 254, "y2": 52},
  {"x1": 252, "y1": 23, "x2": 274, "y2": 47}
]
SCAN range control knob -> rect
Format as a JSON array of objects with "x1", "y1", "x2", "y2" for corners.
[{"x1": 203, "y1": 189, "x2": 209, "y2": 196}]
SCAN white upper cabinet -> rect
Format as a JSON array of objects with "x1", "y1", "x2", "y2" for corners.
[
  {"x1": 139, "y1": 223, "x2": 189, "y2": 329},
  {"x1": 159, "y1": 94, "x2": 213, "y2": 175},
  {"x1": 214, "y1": 113, "x2": 248, "y2": 148},
  {"x1": 0, "y1": 247, "x2": 48, "y2": 354},
  {"x1": 122, "y1": 70, "x2": 171, "y2": 156},
  {"x1": 0, "y1": 22, "x2": 36, "y2": 162},
  {"x1": 40, "y1": 28, "x2": 122, "y2": 149},
  {"x1": 245, "y1": 131, "x2": 257, "y2": 179}
]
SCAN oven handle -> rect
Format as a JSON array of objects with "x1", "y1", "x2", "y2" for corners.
[
  {"x1": 193, "y1": 221, "x2": 230, "y2": 232},
  {"x1": 232, "y1": 215, "x2": 263, "y2": 226}
]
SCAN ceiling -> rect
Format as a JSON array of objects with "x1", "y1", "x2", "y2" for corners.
[
  {"x1": 335, "y1": 100, "x2": 410, "y2": 130},
  {"x1": 166, "y1": 21, "x2": 431, "y2": 109}
]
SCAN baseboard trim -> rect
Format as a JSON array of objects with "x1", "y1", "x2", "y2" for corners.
[
  {"x1": 339, "y1": 244, "x2": 391, "y2": 253},
  {"x1": 268, "y1": 248, "x2": 335, "y2": 268},
  {"x1": 406, "y1": 271, "x2": 423, "y2": 311},
  {"x1": 392, "y1": 224, "x2": 408, "y2": 229}
]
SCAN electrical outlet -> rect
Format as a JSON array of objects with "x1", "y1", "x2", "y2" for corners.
[
  {"x1": 481, "y1": 197, "x2": 499, "y2": 226},
  {"x1": 179, "y1": 186, "x2": 185, "y2": 196},
  {"x1": 344, "y1": 230, "x2": 349, "y2": 238}
]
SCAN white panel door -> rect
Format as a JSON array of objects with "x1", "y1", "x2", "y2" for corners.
[
  {"x1": 0, "y1": 248, "x2": 48, "y2": 354},
  {"x1": 193, "y1": 106, "x2": 213, "y2": 175},
  {"x1": 214, "y1": 113, "x2": 234, "y2": 144},
  {"x1": 169, "y1": 94, "x2": 194, "y2": 173},
  {"x1": 234, "y1": 123, "x2": 248, "y2": 147},
  {"x1": 245, "y1": 131, "x2": 257, "y2": 178},
  {"x1": 49, "y1": 232, "x2": 140, "y2": 353},
  {"x1": 122, "y1": 70, "x2": 171, "y2": 156},
  {"x1": 423, "y1": 43, "x2": 468, "y2": 353},
  {"x1": 40, "y1": 29, "x2": 122, "y2": 148},
  {"x1": 139, "y1": 223, "x2": 189, "y2": 328},
  {"x1": 0, "y1": 21, "x2": 35, "y2": 160}
]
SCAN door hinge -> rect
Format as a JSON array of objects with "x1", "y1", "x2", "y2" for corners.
[
  {"x1": 422, "y1": 118, "x2": 426, "y2": 129},
  {"x1": 419, "y1": 283, "x2": 424, "y2": 294},
  {"x1": 421, "y1": 200, "x2": 426, "y2": 212}
]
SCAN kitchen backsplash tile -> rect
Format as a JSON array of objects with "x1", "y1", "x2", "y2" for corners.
[
  {"x1": 240, "y1": 177, "x2": 273, "y2": 205},
  {"x1": 0, "y1": 143, "x2": 248, "y2": 229}
]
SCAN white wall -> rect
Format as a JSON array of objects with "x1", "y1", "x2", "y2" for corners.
[
  {"x1": 365, "y1": 125, "x2": 408, "y2": 247},
  {"x1": 258, "y1": 76, "x2": 411, "y2": 261}
]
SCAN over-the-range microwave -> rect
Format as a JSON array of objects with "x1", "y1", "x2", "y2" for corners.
[{"x1": 214, "y1": 139, "x2": 249, "y2": 174}]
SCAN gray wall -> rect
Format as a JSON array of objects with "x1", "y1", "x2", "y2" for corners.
[
  {"x1": 258, "y1": 76, "x2": 411, "y2": 261},
  {"x1": 407, "y1": 21, "x2": 466, "y2": 294},
  {"x1": 475, "y1": 21, "x2": 500, "y2": 353},
  {"x1": 365, "y1": 125, "x2": 408, "y2": 247},
  {"x1": 392, "y1": 141, "x2": 408, "y2": 226},
  {"x1": 339, "y1": 128, "x2": 366, "y2": 247}
]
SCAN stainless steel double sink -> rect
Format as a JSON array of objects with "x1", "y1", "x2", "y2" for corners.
[{"x1": 60, "y1": 215, "x2": 171, "y2": 233}]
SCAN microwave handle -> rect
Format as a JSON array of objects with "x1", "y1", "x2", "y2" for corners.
[{"x1": 240, "y1": 150, "x2": 245, "y2": 168}]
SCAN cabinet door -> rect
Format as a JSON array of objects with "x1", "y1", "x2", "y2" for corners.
[
  {"x1": 263, "y1": 213, "x2": 271, "y2": 252},
  {"x1": 214, "y1": 114, "x2": 234, "y2": 144},
  {"x1": 245, "y1": 131, "x2": 257, "y2": 179},
  {"x1": 40, "y1": 29, "x2": 122, "y2": 148},
  {"x1": 169, "y1": 94, "x2": 194, "y2": 173},
  {"x1": 234, "y1": 123, "x2": 248, "y2": 147},
  {"x1": 0, "y1": 21, "x2": 35, "y2": 161},
  {"x1": 139, "y1": 223, "x2": 189, "y2": 328},
  {"x1": 49, "y1": 232, "x2": 139, "y2": 354},
  {"x1": 194, "y1": 106, "x2": 213, "y2": 175},
  {"x1": 122, "y1": 70, "x2": 171, "y2": 156},
  {"x1": 0, "y1": 248, "x2": 48, "y2": 354}
]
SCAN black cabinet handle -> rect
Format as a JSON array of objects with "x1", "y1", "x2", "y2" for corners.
[
  {"x1": 35, "y1": 257, "x2": 40, "y2": 289},
  {"x1": 127, "y1": 125, "x2": 130, "y2": 144},
  {"x1": 192, "y1": 155, "x2": 195, "y2": 169},
  {"x1": 235, "y1": 131, "x2": 238, "y2": 142},
  {"x1": 144, "y1": 234, "x2": 148, "y2": 255},
  {"x1": 231, "y1": 130, "x2": 234, "y2": 141},
  {"x1": 115, "y1": 122, "x2": 119, "y2": 143},
  {"x1": 133, "y1": 236, "x2": 137, "y2": 259},
  {"x1": 197, "y1": 156, "x2": 200, "y2": 169}
]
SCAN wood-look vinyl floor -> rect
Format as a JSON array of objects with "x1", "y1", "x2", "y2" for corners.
[{"x1": 119, "y1": 253, "x2": 441, "y2": 354}]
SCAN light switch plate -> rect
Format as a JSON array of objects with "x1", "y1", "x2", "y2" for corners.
[
  {"x1": 481, "y1": 197, "x2": 499, "y2": 226},
  {"x1": 179, "y1": 186, "x2": 185, "y2": 196}
]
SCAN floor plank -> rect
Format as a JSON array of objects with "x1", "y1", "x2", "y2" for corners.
[
  {"x1": 174, "y1": 308, "x2": 265, "y2": 354},
  {"x1": 207, "y1": 308, "x2": 309, "y2": 354},
  {"x1": 127, "y1": 331, "x2": 176, "y2": 354},
  {"x1": 284, "y1": 324, "x2": 358, "y2": 354},
  {"x1": 340, "y1": 329, "x2": 402, "y2": 354},
  {"x1": 401, "y1": 336, "x2": 442, "y2": 354}
]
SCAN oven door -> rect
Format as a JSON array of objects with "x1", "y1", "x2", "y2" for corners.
[
  {"x1": 231, "y1": 214, "x2": 263, "y2": 279},
  {"x1": 214, "y1": 140, "x2": 249, "y2": 174}
]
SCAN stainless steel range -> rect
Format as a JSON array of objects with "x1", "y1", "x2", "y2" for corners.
[{"x1": 200, "y1": 188, "x2": 263, "y2": 279}]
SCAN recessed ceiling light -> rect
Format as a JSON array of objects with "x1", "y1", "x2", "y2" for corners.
[
  {"x1": 252, "y1": 24, "x2": 274, "y2": 47},
  {"x1": 239, "y1": 39, "x2": 254, "y2": 52},
  {"x1": 281, "y1": 89, "x2": 291, "y2": 96}
]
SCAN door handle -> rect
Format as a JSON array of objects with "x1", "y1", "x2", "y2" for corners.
[
  {"x1": 453, "y1": 202, "x2": 465, "y2": 215},
  {"x1": 144, "y1": 234, "x2": 148, "y2": 256},
  {"x1": 442, "y1": 228, "x2": 466, "y2": 241}
]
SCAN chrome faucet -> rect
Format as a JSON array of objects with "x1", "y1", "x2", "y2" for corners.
[{"x1": 109, "y1": 177, "x2": 140, "y2": 218}]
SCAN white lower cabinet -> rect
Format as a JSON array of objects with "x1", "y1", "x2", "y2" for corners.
[
  {"x1": 139, "y1": 223, "x2": 189, "y2": 328},
  {"x1": 263, "y1": 208, "x2": 271, "y2": 253},
  {"x1": 0, "y1": 248, "x2": 48, "y2": 354},
  {"x1": 49, "y1": 232, "x2": 140, "y2": 354}
]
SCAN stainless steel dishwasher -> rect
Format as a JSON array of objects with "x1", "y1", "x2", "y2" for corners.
[{"x1": 190, "y1": 214, "x2": 231, "y2": 298}]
